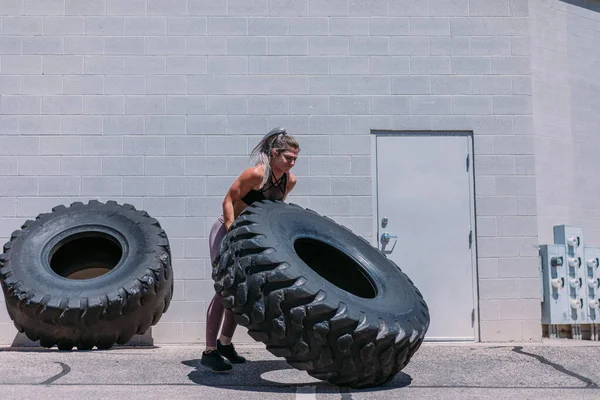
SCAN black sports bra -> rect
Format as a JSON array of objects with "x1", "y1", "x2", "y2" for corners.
[{"x1": 241, "y1": 172, "x2": 288, "y2": 206}]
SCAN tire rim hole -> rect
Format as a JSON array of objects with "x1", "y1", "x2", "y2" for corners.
[
  {"x1": 294, "y1": 238, "x2": 377, "y2": 299},
  {"x1": 49, "y1": 233, "x2": 123, "y2": 280}
]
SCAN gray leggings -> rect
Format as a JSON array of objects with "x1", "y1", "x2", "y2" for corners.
[{"x1": 205, "y1": 215, "x2": 237, "y2": 347}]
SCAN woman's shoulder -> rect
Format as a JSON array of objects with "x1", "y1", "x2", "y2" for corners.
[{"x1": 240, "y1": 165, "x2": 266, "y2": 183}]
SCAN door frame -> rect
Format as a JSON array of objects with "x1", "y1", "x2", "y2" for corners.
[{"x1": 369, "y1": 130, "x2": 481, "y2": 342}]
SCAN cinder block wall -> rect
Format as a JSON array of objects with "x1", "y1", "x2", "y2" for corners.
[
  {"x1": 0, "y1": 0, "x2": 537, "y2": 344},
  {"x1": 531, "y1": 0, "x2": 600, "y2": 246}
]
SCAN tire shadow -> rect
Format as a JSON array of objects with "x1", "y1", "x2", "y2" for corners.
[{"x1": 181, "y1": 358, "x2": 412, "y2": 393}]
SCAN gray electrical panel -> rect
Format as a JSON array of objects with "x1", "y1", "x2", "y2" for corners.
[{"x1": 541, "y1": 225, "x2": 600, "y2": 340}]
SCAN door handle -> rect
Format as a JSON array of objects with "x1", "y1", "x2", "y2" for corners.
[{"x1": 381, "y1": 232, "x2": 397, "y2": 242}]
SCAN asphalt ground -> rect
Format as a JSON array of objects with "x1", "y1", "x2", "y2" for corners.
[{"x1": 1, "y1": 341, "x2": 599, "y2": 400}]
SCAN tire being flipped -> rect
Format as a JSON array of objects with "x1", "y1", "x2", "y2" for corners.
[
  {"x1": 212, "y1": 200, "x2": 430, "y2": 388},
  {"x1": 0, "y1": 200, "x2": 173, "y2": 351}
]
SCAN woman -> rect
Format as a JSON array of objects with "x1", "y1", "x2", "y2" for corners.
[{"x1": 201, "y1": 127, "x2": 300, "y2": 372}]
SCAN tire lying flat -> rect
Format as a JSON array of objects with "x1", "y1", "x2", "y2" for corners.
[
  {"x1": 213, "y1": 200, "x2": 429, "y2": 388},
  {"x1": 0, "y1": 200, "x2": 173, "y2": 350}
]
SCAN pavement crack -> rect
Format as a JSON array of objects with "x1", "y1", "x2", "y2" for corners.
[
  {"x1": 40, "y1": 362, "x2": 71, "y2": 385},
  {"x1": 512, "y1": 346, "x2": 597, "y2": 388}
]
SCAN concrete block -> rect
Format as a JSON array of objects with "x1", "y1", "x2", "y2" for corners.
[
  {"x1": 147, "y1": 0, "x2": 186, "y2": 15},
  {"x1": 509, "y1": 0, "x2": 528, "y2": 16},
  {"x1": 123, "y1": 137, "x2": 164, "y2": 155},
  {"x1": 430, "y1": 0, "x2": 469, "y2": 16},
  {"x1": 0, "y1": 116, "x2": 20, "y2": 134},
  {"x1": 289, "y1": 95, "x2": 329, "y2": 115},
  {"x1": 412, "y1": 96, "x2": 452, "y2": 115},
  {"x1": 470, "y1": 37, "x2": 510, "y2": 55},
  {"x1": 185, "y1": 157, "x2": 227, "y2": 176},
  {"x1": 105, "y1": 75, "x2": 145, "y2": 95},
  {"x1": 331, "y1": 135, "x2": 370, "y2": 155},
  {"x1": 43, "y1": 16, "x2": 84, "y2": 35},
  {"x1": 290, "y1": 177, "x2": 330, "y2": 195},
  {"x1": 207, "y1": 17, "x2": 247, "y2": 36},
  {"x1": 2, "y1": 17, "x2": 43, "y2": 34},
  {"x1": 22, "y1": 76, "x2": 62, "y2": 95},
  {"x1": 0, "y1": 37, "x2": 21, "y2": 55},
  {"x1": 207, "y1": 136, "x2": 248, "y2": 155},
  {"x1": 450, "y1": 17, "x2": 490, "y2": 35},
  {"x1": 476, "y1": 196, "x2": 518, "y2": 216},
  {"x1": 478, "y1": 299, "x2": 501, "y2": 320},
  {"x1": 1, "y1": 96, "x2": 41, "y2": 115},
  {"x1": 83, "y1": 96, "x2": 124, "y2": 115},
  {"x1": 0, "y1": 177, "x2": 37, "y2": 197},
  {"x1": 330, "y1": 56, "x2": 370, "y2": 74},
  {"x1": 124, "y1": 177, "x2": 164, "y2": 196},
  {"x1": 249, "y1": 17, "x2": 288, "y2": 36},
  {"x1": 515, "y1": 155, "x2": 534, "y2": 175},
  {"x1": 410, "y1": 18, "x2": 450, "y2": 35},
  {"x1": 349, "y1": 0, "x2": 386, "y2": 16},
  {"x1": 491, "y1": 56, "x2": 530, "y2": 74},
  {"x1": 469, "y1": 0, "x2": 509, "y2": 16},
  {"x1": 493, "y1": 95, "x2": 532, "y2": 115},
  {"x1": 144, "y1": 157, "x2": 185, "y2": 176},
  {"x1": 478, "y1": 238, "x2": 521, "y2": 258},
  {"x1": 350, "y1": 76, "x2": 390, "y2": 95},
  {"x1": 207, "y1": 95, "x2": 247, "y2": 115},
  {"x1": 268, "y1": 116, "x2": 310, "y2": 134},
  {"x1": 0, "y1": 0, "x2": 24, "y2": 16},
  {"x1": 474, "y1": 176, "x2": 495, "y2": 195},
  {"x1": 167, "y1": 96, "x2": 207, "y2": 115},
  {"x1": 431, "y1": 76, "x2": 471, "y2": 94},
  {"x1": 145, "y1": 36, "x2": 186, "y2": 55},
  {"x1": 309, "y1": 0, "x2": 349, "y2": 16},
  {"x1": 332, "y1": 217, "x2": 372, "y2": 237},
  {"x1": 391, "y1": 76, "x2": 430, "y2": 95},
  {"x1": 293, "y1": 135, "x2": 329, "y2": 155},
  {"x1": 510, "y1": 36, "x2": 529, "y2": 56},
  {"x1": 494, "y1": 135, "x2": 534, "y2": 155},
  {"x1": 489, "y1": 17, "x2": 528, "y2": 35},
  {"x1": 188, "y1": 76, "x2": 227, "y2": 95},
  {"x1": 370, "y1": 95, "x2": 411, "y2": 115},
  {"x1": 228, "y1": 115, "x2": 269, "y2": 135},
  {"x1": 328, "y1": 17, "x2": 368, "y2": 35},
  {"x1": 0, "y1": 157, "x2": 17, "y2": 175},
  {"x1": 329, "y1": 96, "x2": 368, "y2": 115},
  {"x1": 107, "y1": 0, "x2": 146, "y2": 16},
  {"x1": 165, "y1": 137, "x2": 206, "y2": 155},
  {"x1": 61, "y1": 156, "x2": 101, "y2": 175},
  {"x1": 125, "y1": 96, "x2": 166, "y2": 115},
  {"x1": 350, "y1": 195, "x2": 372, "y2": 215},
  {"x1": 431, "y1": 37, "x2": 470, "y2": 55},
  {"x1": 66, "y1": 0, "x2": 105, "y2": 15},
  {"x1": 389, "y1": 0, "x2": 428, "y2": 16},
  {"x1": 476, "y1": 216, "x2": 497, "y2": 236},
  {"x1": 269, "y1": 0, "x2": 308, "y2": 16},
  {"x1": 451, "y1": 56, "x2": 491, "y2": 74},
  {"x1": 410, "y1": 56, "x2": 450, "y2": 74},
  {"x1": 20, "y1": 115, "x2": 61, "y2": 134},
  {"x1": 268, "y1": 37, "x2": 308, "y2": 55},
  {"x1": 205, "y1": 176, "x2": 235, "y2": 195},
  {"x1": 143, "y1": 197, "x2": 186, "y2": 217},
  {"x1": 185, "y1": 197, "x2": 222, "y2": 217},
  {"x1": 471, "y1": 115, "x2": 513, "y2": 135},
  {"x1": 147, "y1": 75, "x2": 186, "y2": 94},
  {"x1": 499, "y1": 299, "x2": 541, "y2": 320},
  {"x1": 497, "y1": 216, "x2": 537, "y2": 237},
  {"x1": 1, "y1": 55, "x2": 42, "y2": 74},
  {"x1": 188, "y1": 0, "x2": 227, "y2": 16},
  {"x1": 106, "y1": 37, "x2": 145, "y2": 55},
  {"x1": 84, "y1": 56, "x2": 125, "y2": 74},
  {"x1": 18, "y1": 156, "x2": 60, "y2": 176},
  {"x1": 83, "y1": 137, "x2": 123, "y2": 155},
  {"x1": 309, "y1": 115, "x2": 350, "y2": 134},
  {"x1": 86, "y1": 17, "x2": 125, "y2": 35},
  {"x1": 228, "y1": 0, "x2": 268, "y2": 15},
  {"x1": 103, "y1": 116, "x2": 144, "y2": 135},
  {"x1": 369, "y1": 17, "x2": 409, "y2": 35},
  {"x1": 391, "y1": 115, "x2": 431, "y2": 130},
  {"x1": 39, "y1": 177, "x2": 80, "y2": 196},
  {"x1": 22, "y1": 37, "x2": 62, "y2": 55},
  {"x1": 227, "y1": 37, "x2": 267, "y2": 56},
  {"x1": 475, "y1": 155, "x2": 514, "y2": 175},
  {"x1": 309, "y1": 76, "x2": 348, "y2": 95},
  {"x1": 269, "y1": 76, "x2": 310, "y2": 94},
  {"x1": 126, "y1": 17, "x2": 166, "y2": 36},
  {"x1": 62, "y1": 116, "x2": 103, "y2": 135},
  {"x1": 207, "y1": 56, "x2": 248, "y2": 75},
  {"x1": 390, "y1": 37, "x2": 429, "y2": 55},
  {"x1": 453, "y1": 95, "x2": 492, "y2": 114},
  {"x1": 43, "y1": 56, "x2": 84, "y2": 75},
  {"x1": 249, "y1": 56, "x2": 288, "y2": 75},
  {"x1": 310, "y1": 196, "x2": 352, "y2": 216},
  {"x1": 42, "y1": 95, "x2": 82, "y2": 115},
  {"x1": 102, "y1": 156, "x2": 144, "y2": 176},
  {"x1": 309, "y1": 37, "x2": 349, "y2": 56},
  {"x1": 517, "y1": 196, "x2": 536, "y2": 216},
  {"x1": 125, "y1": 56, "x2": 166, "y2": 74},
  {"x1": 40, "y1": 137, "x2": 81, "y2": 155},
  {"x1": 187, "y1": 116, "x2": 227, "y2": 135},
  {"x1": 286, "y1": 57, "x2": 325, "y2": 75},
  {"x1": 247, "y1": 95, "x2": 288, "y2": 114},
  {"x1": 310, "y1": 156, "x2": 351, "y2": 175},
  {"x1": 477, "y1": 258, "x2": 499, "y2": 279},
  {"x1": 65, "y1": 37, "x2": 104, "y2": 55},
  {"x1": 472, "y1": 76, "x2": 512, "y2": 95},
  {"x1": 495, "y1": 176, "x2": 535, "y2": 196},
  {"x1": 350, "y1": 37, "x2": 389, "y2": 55}
]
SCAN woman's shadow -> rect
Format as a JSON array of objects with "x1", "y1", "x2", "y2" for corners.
[{"x1": 181, "y1": 357, "x2": 412, "y2": 394}]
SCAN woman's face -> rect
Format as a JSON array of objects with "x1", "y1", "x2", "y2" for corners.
[{"x1": 271, "y1": 147, "x2": 298, "y2": 173}]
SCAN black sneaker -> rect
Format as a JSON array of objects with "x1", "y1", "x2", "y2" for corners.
[
  {"x1": 217, "y1": 340, "x2": 246, "y2": 363},
  {"x1": 200, "y1": 349, "x2": 233, "y2": 372}
]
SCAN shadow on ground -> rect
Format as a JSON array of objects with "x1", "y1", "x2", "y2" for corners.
[{"x1": 182, "y1": 358, "x2": 412, "y2": 393}]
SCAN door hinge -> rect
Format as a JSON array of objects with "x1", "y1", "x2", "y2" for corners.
[
  {"x1": 466, "y1": 153, "x2": 470, "y2": 171},
  {"x1": 471, "y1": 309, "x2": 475, "y2": 327},
  {"x1": 469, "y1": 229, "x2": 473, "y2": 249}
]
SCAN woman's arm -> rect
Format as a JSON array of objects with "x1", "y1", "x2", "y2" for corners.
[{"x1": 222, "y1": 166, "x2": 264, "y2": 230}]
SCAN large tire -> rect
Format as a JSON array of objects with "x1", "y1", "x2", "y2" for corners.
[
  {"x1": 213, "y1": 200, "x2": 429, "y2": 388},
  {"x1": 0, "y1": 200, "x2": 173, "y2": 351}
]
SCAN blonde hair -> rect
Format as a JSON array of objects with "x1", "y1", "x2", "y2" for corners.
[{"x1": 250, "y1": 127, "x2": 300, "y2": 188}]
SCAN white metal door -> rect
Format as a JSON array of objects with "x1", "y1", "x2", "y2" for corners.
[{"x1": 375, "y1": 133, "x2": 477, "y2": 341}]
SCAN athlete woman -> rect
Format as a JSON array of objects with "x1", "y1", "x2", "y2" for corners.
[{"x1": 201, "y1": 127, "x2": 300, "y2": 372}]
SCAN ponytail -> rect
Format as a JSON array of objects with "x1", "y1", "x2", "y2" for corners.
[{"x1": 250, "y1": 127, "x2": 300, "y2": 188}]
